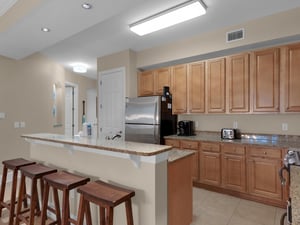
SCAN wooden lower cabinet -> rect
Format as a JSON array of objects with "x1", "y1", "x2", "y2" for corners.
[
  {"x1": 247, "y1": 146, "x2": 283, "y2": 201},
  {"x1": 165, "y1": 139, "x2": 199, "y2": 181},
  {"x1": 199, "y1": 142, "x2": 221, "y2": 186},
  {"x1": 168, "y1": 153, "x2": 193, "y2": 225},
  {"x1": 221, "y1": 144, "x2": 246, "y2": 193}
]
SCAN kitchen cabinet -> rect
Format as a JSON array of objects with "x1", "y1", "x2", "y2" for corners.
[
  {"x1": 206, "y1": 57, "x2": 226, "y2": 113},
  {"x1": 171, "y1": 64, "x2": 188, "y2": 114},
  {"x1": 168, "y1": 153, "x2": 193, "y2": 225},
  {"x1": 188, "y1": 61, "x2": 206, "y2": 113},
  {"x1": 155, "y1": 67, "x2": 171, "y2": 95},
  {"x1": 251, "y1": 48, "x2": 280, "y2": 112},
  {"x1": 165, "y1": 139, "x2": 199, "y2": 181},
  {"x1": 138, "y1": 70, "x2": 155, "y2": 96},
  {"x1": 199, "y1": 142, "x2": 221, "y2": 186},
  {"x1": 282, "y1": 43, "x2": 300, "y2": 112},
  {"x1": 247, "y1": 146, "x2": 283, "y2": 201},
  {"x1": 221, "y1": 143, "x2": 246, "y2": 193},
  {"x1": 138, "y1": 68, "x2": 171, "y2": 96},
  {"x1": 226, "y1": 53, "x2": 250, "y2": 113}
]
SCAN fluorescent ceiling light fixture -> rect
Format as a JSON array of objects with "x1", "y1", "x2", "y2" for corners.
[
  {"x1": 129, "y1": 0, "x2": 206, "y2": 36},
  {"x1": 72, "y1": 63, "x2": 88, "y2": 73}
]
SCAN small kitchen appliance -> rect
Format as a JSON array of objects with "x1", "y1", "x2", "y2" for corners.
[
  {"x1": 178, "y1": 120, "x2": 195, "y2": 136},
  {"x1": 221, "y1": 128, "x2": 239, "y2": 139}
]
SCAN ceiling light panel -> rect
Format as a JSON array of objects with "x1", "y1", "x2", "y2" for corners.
[
  {"x1": 0, "y1": 0, "x2": 19, "y2": 16},
  {"x1": 129, "y1": 0, "x2": 206, "y2": 36}
]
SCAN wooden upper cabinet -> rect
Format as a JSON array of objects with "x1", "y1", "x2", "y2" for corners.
[
  {"x1": 154, "y1": 67, "x2": 171, "y2": 95},
  {"x1": 206, "y1": 58, "x2": 226, "y2": 113},
  {"x1": 227, "y1": 53, "x2": 250, "y2": 113},
  {"x1": 188, "y1": 61, "x2": 206, "y2": 113},
  {"x1": 283, "y1": 43, "x2": 300, "y2": 112},
  {"x1": 252, "y1": 48, "x2": 280, "y2": 112},
  {"x1": 172, "y1": 64, "x2": 188, "y2": 114},
  {"x1": 138, "y1": 70, "x2": 155, "y2": 96}
]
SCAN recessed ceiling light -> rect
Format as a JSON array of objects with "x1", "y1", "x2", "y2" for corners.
[
  {"x1": 82, "y1": 3, "x2": 92, "y2": 9},
  {"x1": 41, "y1": 27, "x2": 50, "y2": 32}
]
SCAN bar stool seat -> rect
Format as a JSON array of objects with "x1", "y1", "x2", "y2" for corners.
[
  {"x1": 15, "y1": 164, "x2": 57, "y2": 225},
  {"x1": 77, "y1": 180, "x2": 135, "y2": 225},
  {"x1": 0, "y1": 158, "x2": 35, "y2": 225},
  {"x1": 40, "y1": 171, "x2": 90, "y2": 225}
]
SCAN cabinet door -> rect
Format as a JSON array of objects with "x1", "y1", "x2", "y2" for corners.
[
  {"x1": 284, "y1": 43, "x2": 300, "y2": 112},
  {"x1": 247, "y1": 157, "x2": 282, "y2": 200},
  {"x1": 206, "y1": 58, "x2": 226, "y2": 113},
  {"x1": 252, "y1": 48, "x2": 280, "y2": 112},
  {"x1": 188, "y1": 61, "x2": 205, "y2": 113},
  {"x1": 154, "y1": 68, "x2": 171, "y2": 95},
  {"x1": 227, "y1": 53, "x2": 250, "y2": 113},
  {"x1": 222, "y1": 154, "x2": 246, "y2": 193},
  {"x1": 200, "y1": 151, "x2": 221, "y2": 186},
  {"x1": 172, "y1": 64, "x2": 187, "y2": 114},
  {"x1": 181, "y1": 140, "x2": 199, "y2": 181},
  {"x1": 138, "y1": 71, "x2": 155, "y2": 96}
]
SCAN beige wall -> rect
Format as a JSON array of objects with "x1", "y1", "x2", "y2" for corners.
[
  {"x1": 0, "y1": 53, "x2": 96, "y2": 167},
  {"x1": 97, "y1": 49, "x2": 137, "y2": 97},
  {"x1": 136, "y1": 7, "x2": 300, "y2": 68}
]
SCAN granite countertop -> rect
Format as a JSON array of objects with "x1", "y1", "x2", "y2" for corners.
[
  {"x1": 165, "y1": 131, "x2": 300, "y2": 149},
  {"x1": 22, "y1": 133, "x2": 172, "y2": 156},
  {"x1": 168, "y1": 149, "x2": 195, "y2": 162}
]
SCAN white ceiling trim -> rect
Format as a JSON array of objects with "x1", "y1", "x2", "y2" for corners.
[{"x1": 0, "y1": 0, "x2": 19, "y2": 16}]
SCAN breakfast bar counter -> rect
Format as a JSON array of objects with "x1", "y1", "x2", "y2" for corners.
[{"x1": 21, "y1": 133, "x2": 179, "y2": 225}]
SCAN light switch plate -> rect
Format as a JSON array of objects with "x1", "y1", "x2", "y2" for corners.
[{"x1": 0, "y1": 112, "x2": 5, "y2": 119}]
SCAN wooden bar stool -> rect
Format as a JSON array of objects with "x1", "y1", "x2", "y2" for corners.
[
  {"x1": 0, "y1": 158, "x2": 35, "y2": 225},
  {"x1": 15, "y1": 164, "x2": 57, "y2": 225},
  {"x1": 77, "y1": 180, "x2": 135, "y2": 225},
  {"x1": 40, "y1": 171, "x2": 90, "y2": 225}
]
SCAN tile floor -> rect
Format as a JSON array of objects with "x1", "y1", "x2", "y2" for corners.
[
  {"x1": 192, "y1": 188, "x2": 287, "y2": 225},
  {"x1": 0, "y1": 187, "x2": 288, "y2": 225}
]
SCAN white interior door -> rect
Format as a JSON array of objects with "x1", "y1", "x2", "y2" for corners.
[
  {"x1": 86, "y1": 88, "x2": 97, "y2": 123},
  {"x1": 98, "y1": 67, "x2": 125, "y2": 140},
  {"x1": 65, "y1": 82, "x2": 78, "y2": 136}
]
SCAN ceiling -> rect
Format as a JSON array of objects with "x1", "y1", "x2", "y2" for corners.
[{"x1": 1, "y1": 0, "x2": 300, "y2": 79}]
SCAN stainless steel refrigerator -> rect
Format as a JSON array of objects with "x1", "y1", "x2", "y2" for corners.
[{"x1": 125, "y1": 96, "x2": 177, "y2": 144}]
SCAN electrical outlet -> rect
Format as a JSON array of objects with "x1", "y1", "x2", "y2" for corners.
[
  {"x1": 195, "y1": 121, "x2": 199, "y2": 128},
  {"x1": 20, "y1": 121, "x2": 26, "y2": 128},
  {"x1": 233, "y1": 121, "x2": 238, "y2": 129},
  {"x1": 0, "y1": 112, "x2": 5, "y2": 119},
  {"x1": 282, "y1": 123, "x2": 288, "y2": 131},
  {"x1": 14, "y1": 122, "x2": 20, "y2": 128}
]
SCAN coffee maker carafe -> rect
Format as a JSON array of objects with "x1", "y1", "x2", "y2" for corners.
[{"x1": 178, "y1": 120, "x2": 195, "y2": 136}]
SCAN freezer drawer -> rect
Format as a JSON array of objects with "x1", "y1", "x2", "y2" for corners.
[{"x1": 125, "y1": 124, "x2": 160, "y2": 144}]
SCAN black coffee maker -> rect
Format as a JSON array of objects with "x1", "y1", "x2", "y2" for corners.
[{"x1": 178, "y1": 120, "x2": 195, "y2": 136}]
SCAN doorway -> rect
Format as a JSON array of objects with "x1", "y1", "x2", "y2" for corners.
[
  {"x1": 65, "y1": 82, "x2": 79, "y2": 136},
  {"x1": 98, "y1": 67, "x2": 125, "y2": 140}
]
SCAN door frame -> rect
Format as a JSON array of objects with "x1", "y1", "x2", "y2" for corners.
[{"x1": 65, "y1": 81, "x2": 79, "y2": 136}]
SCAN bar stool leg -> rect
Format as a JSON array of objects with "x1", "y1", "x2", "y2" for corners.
[
  {"x1": 8, "y1": 169, "x2": 18, "y2": 225},
  {"x1": 125, "y1": 199, "x2": 134, "y2": 225},
  {"x1": 0, "y1": 166, "x2": 8, "y2": 217},
  {"x1": 85, "y1": 201, "x2": 92, "y2": 225},
  {"x1": 107, "y1": 207, "x2": 114, "y2": 225},
  {"x1": 99, "y1": 207, "x2": 105, "y2": 225},
  {"x1": 40, "y1": 183, "x2": 49, "y2": 225},
  {"x1": 77, "y1": 195, "x2": 85, "y2": 225},
  {"x1": 28, "y1": 178, "x2": 38, "y2": 225},
  {"x1": 53, "y1": 188, "x2": 61, "y2": 225},
  {"x1": 15, "y1": 174, "x2": 26, "y2": 225},
  {"x1": 62, "y1": 189, "x2": 70, "y2": 225}
]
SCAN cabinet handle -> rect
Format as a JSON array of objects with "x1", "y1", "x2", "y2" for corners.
[{"x1": 264, "y1": 151, "x2": 267, "y2": 155}]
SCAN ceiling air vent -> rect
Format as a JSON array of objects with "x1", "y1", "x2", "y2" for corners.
[{"x1": 226, "y1": 28, "x2": 244, "y2": 43}]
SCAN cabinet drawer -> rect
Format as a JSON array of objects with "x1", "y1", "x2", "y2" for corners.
[
  {"x1": 247, "y1": 147, "x2": 282, "y2": 159},
  {"x1": 201, "y1": 142, "x2": 220, "y2": 153},
  {"x1": 165, "y1": 139, "x2": 181, "y2": 148},
  {"x1": 181, "y1": 140, "x2": 199, "y2": 150},
  {"x1": 222, "y1": 144, "x2": 245, "y2": 155}
]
